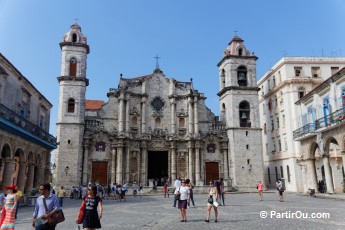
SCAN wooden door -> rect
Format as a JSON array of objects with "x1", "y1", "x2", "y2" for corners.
[
  {"x1": 92, "y1": 161, "x2": 108, "y2": 185},
  {"x1": 205, "y1": 162, "x2": 219, "y2": 184}
]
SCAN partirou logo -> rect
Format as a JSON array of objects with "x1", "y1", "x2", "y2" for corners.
[{"x1": 260, "y1": 210, "x2": 330, "y2": 219}]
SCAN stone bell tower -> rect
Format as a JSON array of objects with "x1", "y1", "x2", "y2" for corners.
[
  {"x1": 54, "y1": 23, "x2": 89, "y2": 189},
  {"x1": 217, "y1": 35, "x2": 264, "y2": 191}
]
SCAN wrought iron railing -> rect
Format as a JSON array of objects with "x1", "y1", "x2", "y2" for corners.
[
  {"x1": 0, "y1": 103, "x2": 56, "y2": 145},
  {"x1": 293, "y1": 108, "x2": 345, "y2": 139}
]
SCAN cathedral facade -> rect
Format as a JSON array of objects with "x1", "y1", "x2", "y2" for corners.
[{"x1": 54, "y1": 23, "x2": 264, "y2": 191}]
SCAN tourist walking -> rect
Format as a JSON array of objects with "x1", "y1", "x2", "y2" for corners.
[
  {"x1": 177, "y1": 179, "x2": 190, "y2": 222},
  {"x1": 32, "y1": 183, "x2": 60, "y2": 230},
  {"x1": 205, "y1": 181, "x2": 219, "y2": 223},
  {"x1": 173, "y1": 177, "x2": 181, "y2": 208},
  {"x1": 57, "y1": 186, "x2": 65, "y2": 207},
  {"x1": 256, "y1": 181, "x2": 264, "y2": 201},
  {"x1": 277, "y1": 179, "x2": 284, "y2": 202},
  {"x1": 220, "y1": 179, "x2": 225, "y2": 206},
  {"x1": 185, "y1": 179, "x2": 195, "y2": 207},
  {"x1": 163, "y1": 183, "x2": 168, "y2": 198},
  {"x1": 81, "y1": 186, "x2": 103, "y2": 229},
  {"x1": 0, "y1": 184, "x2": 18, "y2": 230},
  {"x1": 132, "y1": 182, "x2": 138, "y2": 197},
  {"x1": 139, "y1": 183, "x2": 143, "y2": 198}
]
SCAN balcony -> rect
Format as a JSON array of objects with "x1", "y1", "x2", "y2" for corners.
[
  {"x1": 0, "y1": 103, "x2": 57, "y2": 150},
  {"x1": 293, "y1": 108, "x2": 345, "y2": 139}
]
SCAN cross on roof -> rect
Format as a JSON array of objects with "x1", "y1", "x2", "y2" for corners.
[
  {"x1": 234, "y1": 29, "x2": 239, "y2": 35},
  {"x1": 74, "y1": 17, "x2": 79, "y2": 24},
  {"x1": 154, "y1": 54, "x2": 161, "y2": 68}
]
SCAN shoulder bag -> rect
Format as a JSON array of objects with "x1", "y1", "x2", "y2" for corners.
[
  {"x1": 208, "y1": 195, "x2": 214, "y2": 204},
  {"x1": 42, "y1": 196, "x2": 65, "y2": 225},
  {"x1": 174, "y1": 187, "x2": 181, "y2": 201},
  {"x1": 76, "y1": 196, "x2": 87, "y2": 224}
]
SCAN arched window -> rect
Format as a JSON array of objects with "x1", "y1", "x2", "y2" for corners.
[
  {"x1": 237, "y1": 66, "x2": 247, "y2": 86},
  {"x1": 221, "y1": 103, "x2": 226, "y2": 123},
  {"x1": 287, "y1": 165, "x2": 291, "y2": 182},
  {"x1": 298, "y1": 87, "x2": 305, "y2": 99},
  {"x1": 275, "y1": 166, "x2": 278, "y2": 181},
  {"x1": 267, "y1": 167, "x2": 271, "y2": 184},
  {"x1": 280, "y1": 165, "x2": 284, "y2": 178},
  {"x1": 239, "y1": 101, "x2": 251, "y2": 127},
  {"x1": 72, "y1": 33, "x2": 77, "y2": 43},
  {"x1": 238, "y1": 48, "x2": 243, "y2": 56},
  {"x1": 67, "y1": 98, "x2": 75, "y2": 113},
  {"x1": 221, "y1": 69, "x2": 225, "y2": 89},
  {"x1": 69, "y1": 58, "x2": 77, "y2": 76}
]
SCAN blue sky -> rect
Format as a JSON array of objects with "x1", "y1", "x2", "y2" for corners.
[{"x1": 0, "y1": 0, "x2": 345, "y2": 137}]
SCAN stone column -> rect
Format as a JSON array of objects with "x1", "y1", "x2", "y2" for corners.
[
  {"x1": 82, "y1": 142, "x2": 90, "y2": 185},
  {"x1": 116, "y1": 143, "x2": 124, "y2": 183},
  {"x1": 2, "y1": 158, "x2": 14, "y2": 187},
  {"x1": 17, "y1": 161, "x2": 27, "y2": 192},
  {"x1": 194, "y1": 96, "x2": 199, "y2": 134},
  {"x1": 25, "y1": 163, "x2": 35, "y2": 194},
  {"x1": 223, "y1": 148, "x2": 229, "y2": 185},
  {"x1": 323, "y1": 154, "x2": 335, "y2": 194},
  {"x1": 188, "y1": 142, "x2": 193, "y2": 181},
  {"x1": 110, "y1": 146, "x2": 116, "y2": 183},
  {"x1": 200, "y1": 148, "x2": 204, "y2": 185},
  {"x1": 300, "y1": 165, "x2": 308, "y2": 193},
  {"x1": 170, "y1": 99, "x2": 176, "y2": 134},
  {"x1": 305, "y1": 158, "x2": 318, "y2": 192},
  {"x1": 171, "y1": 142, "x2": 176, "y2": 182},
  {"x1": 195, "y1": 142, "x2": 200, "y2": 186},
  {"x1": 141, "y1": 98, "x2": 146, "y2": 134},
  {"x1": 137, "y1": 151, "x2": 141, "y2": 183},
  {"x1": 37, "y1": 166, "x2": 45, "y2": 187},
  {"x1": 188, "y1": 97, "x2": 193, "y2": 135},
  {"x1": 125, "y1": 99, "x2": 130, "y2": 133},
  {"x1": 140, "y1": 141, "x2": 148, "y2": 186},
  {"x1": 126, "y1": 148, "x2": 130, "y2": 182},
  {"x1": 119, "y1": 93, "x2": 125, "y2": 133}
]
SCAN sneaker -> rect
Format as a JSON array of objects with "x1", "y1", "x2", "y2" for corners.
[
  {"x1": 215, "y1": 220, "x2": 218, "y2": 222},
  {"x1": 204, "y1": 220, "x2": 209, "y2": 223}
]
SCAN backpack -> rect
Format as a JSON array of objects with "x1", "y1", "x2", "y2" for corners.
[{"x1": 98, "y1": 186, "x2": 102, "y2": 192}]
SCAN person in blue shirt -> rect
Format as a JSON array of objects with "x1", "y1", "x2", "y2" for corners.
[{"x1": 32, "y1": 183, "x2": 60, "y2": 230}]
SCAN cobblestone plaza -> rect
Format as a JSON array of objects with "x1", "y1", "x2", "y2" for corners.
[{"x1": 14, "y1": 193, "x2": 345, "y2": 230}]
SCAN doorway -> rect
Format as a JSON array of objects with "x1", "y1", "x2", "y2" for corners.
[
  {"x1": 148, "y1": 151, "x2": 168, "y2": 183},
  {"x1": 205, "y1": 162, "x2": 219, "y2": 184},
  {"x1": 92, "y1": 161, "x2": 108, "y2": 185}
]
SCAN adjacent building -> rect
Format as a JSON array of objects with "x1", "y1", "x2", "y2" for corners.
[
  {"x1": 294, "y1": 67, "x2": 345, "y2": 194},
  {"x1": 0, "y1": 53, "x2": 56, "y2": 197},
  {"x1": 258, "y1": 57, "x2": 345, "y2": 192},
  {"x1": 54, "y1": 23, "x2": 264, "y2": 191}
]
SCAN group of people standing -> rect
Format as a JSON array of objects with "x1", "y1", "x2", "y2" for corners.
[{"x1": 173, "y1": 177, "x2": 226, "y2": 223}]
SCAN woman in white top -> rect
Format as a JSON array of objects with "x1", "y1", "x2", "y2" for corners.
[
  {"x1": 205, "y1": 181, "x2": 219, "y2": 222},
  {"x1": 177, "y1": 179, "x2": 190, "y2": 222}
]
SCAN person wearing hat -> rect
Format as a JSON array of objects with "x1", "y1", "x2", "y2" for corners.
[{"x1": 0, "y1": 184, "x2": 18, "y2": 230}]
